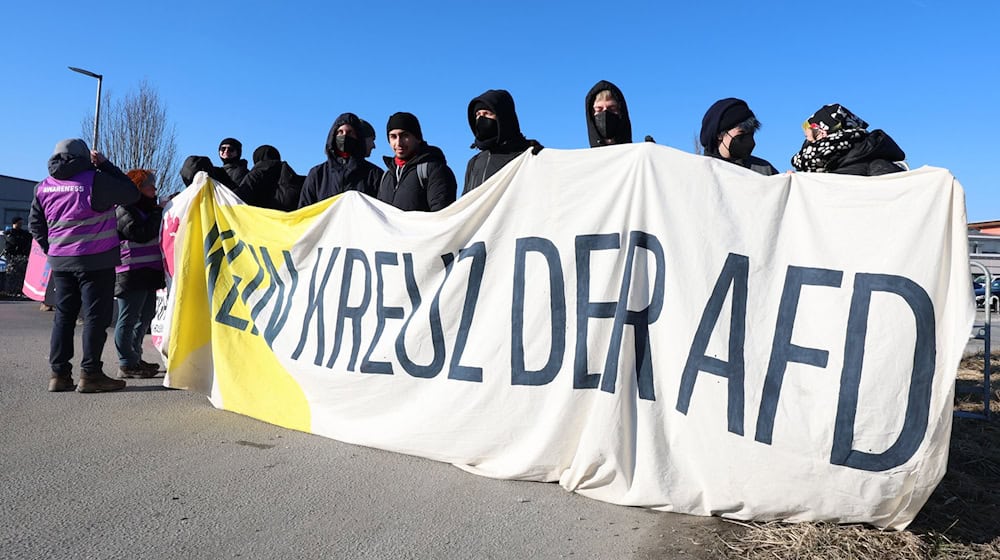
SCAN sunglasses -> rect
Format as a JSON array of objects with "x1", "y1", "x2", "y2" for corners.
[{"x1": 220, "y1": 145, "x2": 236, "y2": 152}]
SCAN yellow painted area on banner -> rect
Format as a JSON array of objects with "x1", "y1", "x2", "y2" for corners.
[
  {"x1": 171, "y1": 180, "x2": 342, "y2": 432},
  {"x1": 166, "y1": 186, "x2": 212, "y2": 372}
]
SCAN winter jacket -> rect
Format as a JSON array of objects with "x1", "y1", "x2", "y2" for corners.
[
  {"x1": 463, "y1": 89, "x2": 535, "y2": 194},
  {"x1": 28, "y1": 150, "x2": 139, "y2": 272},
  {"x1": 237, "y1": 158, "x2": 282, "y2": 208},
  {"x1": 826, "y1": 130, "x2": 906, "y2": 176},
  {"x1": 709, "y1": 153, "x2": 779, "y2": 176},
  {"x1": 585, "y1": 80, "x2": 633, "y2": 147},
  {"x1": 298, "y1": 113, "x2": 384, "y2": 208},
  {"x1": 222, "y1": 159, "x2": 249, "y2": 185},
  {"x1": 377, "y1": 144, "x2": 457, "y2": 212},
  {"x1": 114, "y1": 202, "x2": 165, "y2": 297},
  {"x1": 276, "y1": 163, "x2": 305, "y2": 211},
  {"x1": 180, "y1": 155, "x2": 239, "y2": 190}
]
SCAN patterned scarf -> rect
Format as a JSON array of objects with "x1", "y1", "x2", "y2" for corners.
[{"x1": 791, "y1": 128, "x2": 868, "y2": 172}]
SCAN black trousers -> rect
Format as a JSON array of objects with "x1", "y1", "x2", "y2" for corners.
[{"x1": 49, "y1": 269, "x2": 115, "y2": 375}]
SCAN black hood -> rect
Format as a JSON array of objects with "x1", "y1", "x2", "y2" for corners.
[
  {"x1": 180, "y1": 156, "x2": 214, "y2": 187},
  {"x1": 585, "y1": 80, "x2": 632, "y2": 147},
  {"x1": 839, "y1": 129, "x2": 906, "y2": 167},
  {"x1": 326, "y1": 113, "x2": 366, "y2": 159},
  {"x1": 180, "y1": 155, "x2": 237, "y2": 189},
  {"x1": 47, "y1": 152, "x2": 94, "y2": 180},
  {"x1": 252, "y1": 145, "x2": 281, "y2": 165},
  {"x1": 467, "y1": 89, "x2": 529, "y2": 152}
]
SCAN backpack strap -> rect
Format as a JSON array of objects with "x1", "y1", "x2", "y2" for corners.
[{"x1": 416, "y1": 162, "x2": 429, "y2": 189}]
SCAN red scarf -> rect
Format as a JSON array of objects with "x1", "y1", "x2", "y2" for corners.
[{"x1": 394, "y1": 156, "x2": 408, "y2": 167}]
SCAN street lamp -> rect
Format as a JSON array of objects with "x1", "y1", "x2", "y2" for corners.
[{"x1": 68, "y1": 66, "x2": 103, "y2": 150}]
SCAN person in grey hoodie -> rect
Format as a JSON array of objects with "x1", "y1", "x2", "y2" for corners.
[{"x1": 28, "y1": 138, "x2": 139, "y2": 393}]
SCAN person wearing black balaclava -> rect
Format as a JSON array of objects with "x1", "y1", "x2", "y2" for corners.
[
  {"x1": 462, "y1": 89, "x2": 542, "y2": 195},
  {"x1": 699, "y1": 98, "x2": 778, "y2": 176},
  {"x1": 297, "y1": 112, "x2": 384, "y2": 208},
  {"x1": 218, "y1": 137, "x2": 249, "y2": 185},
  {"x1": 585, "y1": 80, "x2": 633, "y2": 148}
]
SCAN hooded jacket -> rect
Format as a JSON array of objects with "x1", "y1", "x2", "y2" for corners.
[
  {"x1": 377, "y1": 144, "x2": 457, "y2": 212},
  {"x1": 28, "y1": 140, "x2": 139, "y2": 272},
  {"x1": 235, "y1": 145, "x2": 304, "y2": 211},
  {"x1": 180, "y1": 155, "x2": 239, "y2": 190},
  {"x1": 825, "y1": 130, "x2": 906, "y2": 176},
  {"x1": 585, "y1": 80, "x2": 632, "y2": 148},
  {"x1": 223, "y1": 159, "x2": 249, "y2": 185},
  {"x1": 463, "y1": 89, "x2": 534, "y2": 194},
  {"x1": 298, "y1": 113, "x2": 384, "y2": 208},
  {"x1": 699, "y1": 98, "x2": 778, "y2": 176}
]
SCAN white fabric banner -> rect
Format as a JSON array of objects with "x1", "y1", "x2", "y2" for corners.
[{"x1": 160, "y1": 144, "x2": 974, "y2": 529}]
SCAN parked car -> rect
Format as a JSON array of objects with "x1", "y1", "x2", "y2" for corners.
[{"x1": 974, "y1": 278, "x2": 1000, "y2": 310}]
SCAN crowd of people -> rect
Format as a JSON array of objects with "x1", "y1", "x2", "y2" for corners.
[
  {"x1": 180, "y1": 81, "x2": 906, "y2": 216},
  {"x1": 26, "y1": 80, "x2": 907, "y2": 393}
]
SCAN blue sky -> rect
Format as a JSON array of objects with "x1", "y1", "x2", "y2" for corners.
[{"x1": 3, "y1": 1, "x2": 997, "y2": 220}]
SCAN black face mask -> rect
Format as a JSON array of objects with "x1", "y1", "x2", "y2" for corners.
[
  {"x1": 335, "y1": 135, "x2": 359, "y2": 156},
  {"x1": 727, "y1": 132, "x2": 755, "y2": 161},
  {"x1": 474, "y1": 116, "x2": 499, "y2": 142},
  {"x1": 593, "y1": 111, "x2": 621, "y2": 141}
]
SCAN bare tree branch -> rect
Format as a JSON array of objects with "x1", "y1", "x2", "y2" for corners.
[{"x1": 83, "y1": 80, "x2": 180, "y2": 197}]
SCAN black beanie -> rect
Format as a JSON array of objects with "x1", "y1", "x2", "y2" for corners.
[
  {"x1": 386, "y1": 112, "x2": 422, "y2": 140},
  {"x1": 699, "y1": 98, "x2": 754, "y2": 149},
  {"x1": 219, "y1": 137, "x2": 242, "y2": 155},
  {"x1": 718, "y1": 102, "x2": 754, "y2": 134}
]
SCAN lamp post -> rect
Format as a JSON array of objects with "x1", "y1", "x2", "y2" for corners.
[{"x1": 68, "y1": 66, "x2": 103, "y2": 150}]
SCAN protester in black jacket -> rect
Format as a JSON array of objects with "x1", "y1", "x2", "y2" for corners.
[
  {"x1": 235, "y1": 145, "x2": 303, "y2": 211},
  {"x1": 218, "y1": 138, "x2": 249, "y2": 185},
  {"x1": 298, "y1": 113, "x2": 384, "y2": 208},
  {"x1": 377, "y1": 112, "x2": 456, "y2": 212},
  {"x1": 463, "y1": 89, "x2": 541, "y2": 195},
  {"x1": 585, "y1": 80, "x2": 633, "y2": 147},
  {"x1": 179, "y1": 155, "x2": 238, "y2": 189},
  {"x1": 791, "y1": 104, "x2": 906, "y2": 176},
  {"x1": 700, "y1": 98, "x2": 778, "y2": 176}
]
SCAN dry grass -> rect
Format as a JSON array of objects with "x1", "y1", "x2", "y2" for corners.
[
  {"x1": 955, "y1": 352, "x2": 1000, "y2": 415},
  {"x1": 714, "y1": 353, "x2": 1000, "y2": 560}
]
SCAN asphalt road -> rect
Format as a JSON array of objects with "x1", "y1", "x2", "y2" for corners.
[{"x1": 0, "y1": 299, "x2": 730, "y2": 560}]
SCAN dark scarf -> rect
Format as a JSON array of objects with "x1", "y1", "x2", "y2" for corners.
[{"x1": 791, "y1": 128, "x2": 868, "y2": 172}]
